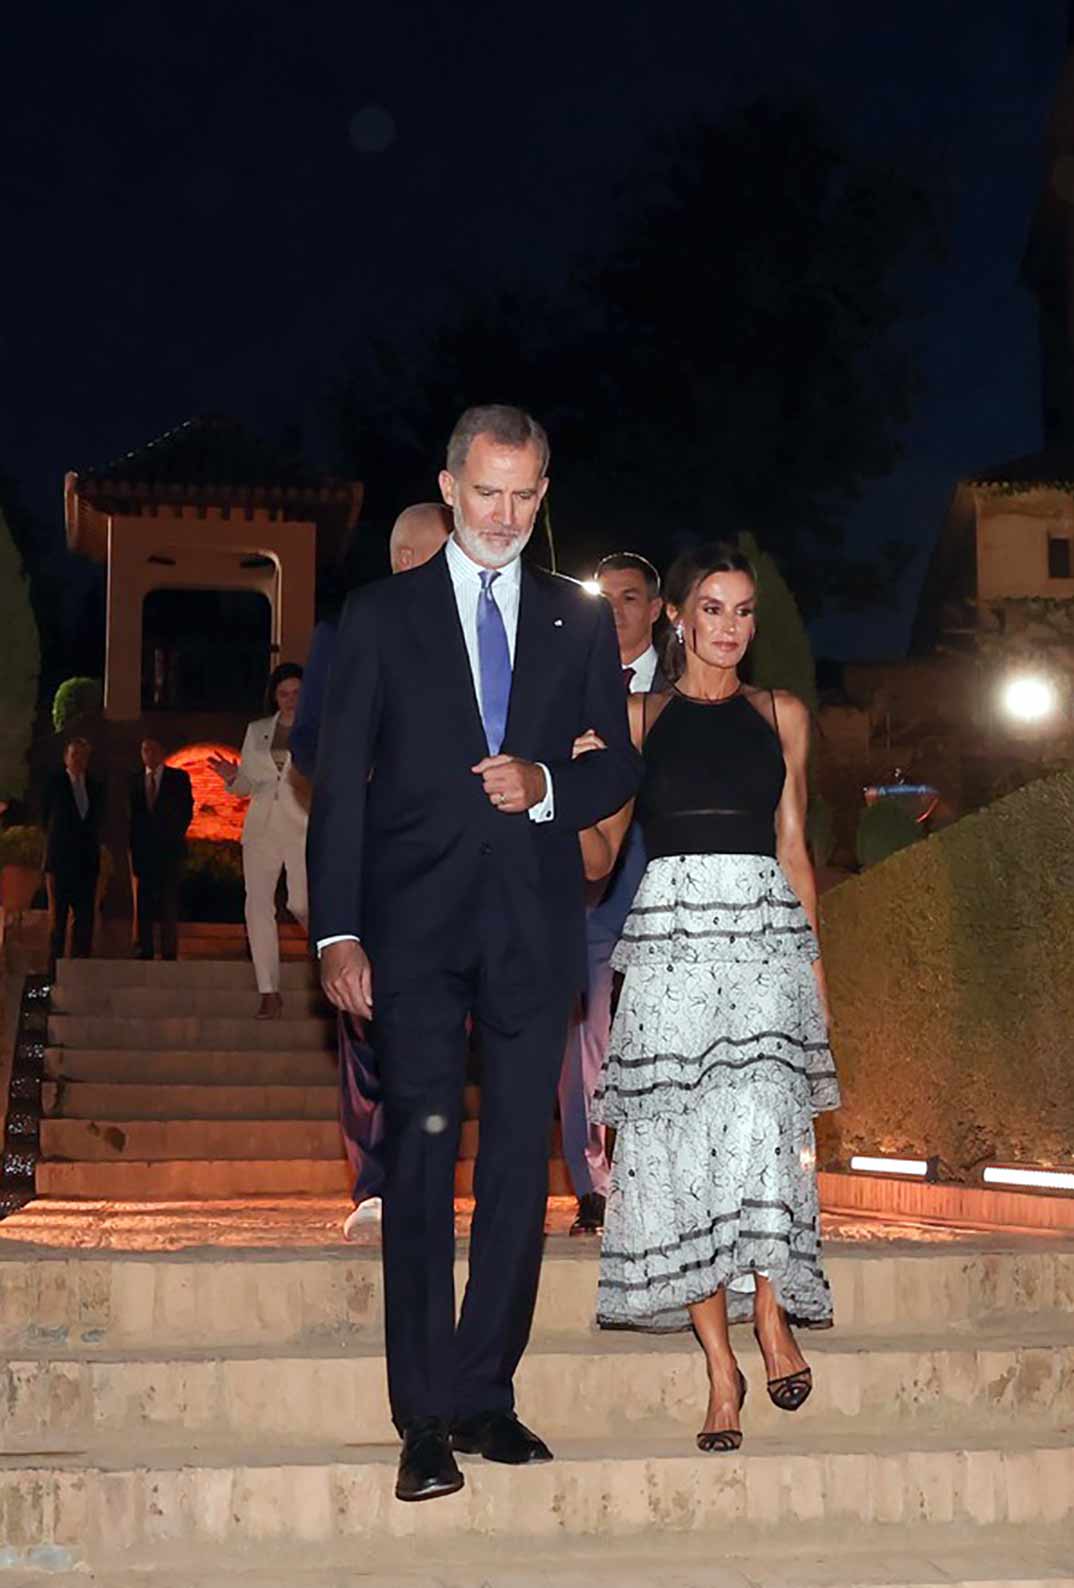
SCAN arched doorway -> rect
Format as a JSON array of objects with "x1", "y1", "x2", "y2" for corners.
[{"x1": 141, "y1": 588, "x2": 272, "y2": 713}]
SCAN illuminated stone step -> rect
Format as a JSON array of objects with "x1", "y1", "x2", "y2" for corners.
[
  {"x1": 2, "y1": 1328, "x2": 1073, "y2": 1447},
  {"x1": 47, "y1": 1015, "x2": 336, "y2": 1051},
  {"x1": 0, "y1": 1245, "x2": 1069, "y2": 1354},
  {"x1": 41, "y1": 1082, "x2": 340, "y2": 1122},
  {"x1": 45, "y1": 1048, "x2": 339, "y2": 1087}
]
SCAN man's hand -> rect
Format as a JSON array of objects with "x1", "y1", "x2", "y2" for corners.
[
  {"x1": 320, "y1": 940, "x2": 374, "y2": 1019},
  {"x1": 471, "y1": 754, "x2": 547, "y2": 813}
]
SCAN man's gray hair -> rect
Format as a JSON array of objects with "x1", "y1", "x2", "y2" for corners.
[{"x1": 445, "y1": 405, "x2": 550, "y2": 478}]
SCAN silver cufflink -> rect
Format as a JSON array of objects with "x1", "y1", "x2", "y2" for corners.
[{"x1": 554, "y1": 619, "x2": 564, "y2": 627}]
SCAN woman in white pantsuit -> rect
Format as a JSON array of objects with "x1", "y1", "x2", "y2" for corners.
[{"x1": 209, "y1": 665, "x2": 310, "y2": 1018}]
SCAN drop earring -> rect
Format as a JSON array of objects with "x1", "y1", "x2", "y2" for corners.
[{"x1": 675, "y1": 622, "x2": 685, "y2": 645}]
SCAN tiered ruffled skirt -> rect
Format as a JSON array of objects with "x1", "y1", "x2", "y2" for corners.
[{"x1": 593, "y1": 853, "x2": 840, "y2": 1333}]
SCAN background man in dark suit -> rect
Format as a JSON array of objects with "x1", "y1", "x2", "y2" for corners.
[
  {"x1": 42, "y1": 736, "x2": 105, "y2": 970},
  {"x1": 560, "y1": 552, "x2": 666, "y2": 1236},
  {"x1": 310, "y1": 405, "x2": 641, "y2": 1503},
  {"x1": 128, "y1": 738, "x2": 194, "y2": 960}
]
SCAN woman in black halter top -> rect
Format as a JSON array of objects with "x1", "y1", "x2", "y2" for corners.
[{"x1": 583, "y1": 542, "x2": 839, "y2": 1453}]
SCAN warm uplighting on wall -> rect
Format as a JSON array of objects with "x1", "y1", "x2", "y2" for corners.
[
  {"x1": 982, "y1": 1164, "x2": 1074, "y2": 1193},
  {"x1": 1001, "y1": 673, "x2": 1058, "y2": 724},
  {"x1": 849, "y1": 1154, "x2": 935, "y2": 1179},
  {"x1": 581, "y1": 578, "x2": 602, "y2": 597},
  {"x1": 166, "y1": 744, "x2": 248, "y2": 842}
]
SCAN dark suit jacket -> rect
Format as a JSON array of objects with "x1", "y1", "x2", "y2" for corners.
[
  {"x1": 308, "y1": 548, "x2": 642, "y2": 993},
  {"x1": 588, "y1": 662, "x2": 670, "y2": 944},
  {"x1": 129, "y1": 766, "x2": 194, "y2": 877},
  {"x1": 42, "y1": 770, "x2": 105, "y2": 877}
]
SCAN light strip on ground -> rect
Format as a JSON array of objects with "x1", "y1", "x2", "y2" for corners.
[
  {"x1": 982, "y1": 1165, "x2": 1074, "y2": 1192},
  {"x1": 849, "y1": 1155, "x2": 930, "y2": 1177}
]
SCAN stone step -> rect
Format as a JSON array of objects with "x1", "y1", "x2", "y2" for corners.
[
  {"x1": 45, "y1": 1048, "x2": 339, "y2": 1086},
  {"x1": 38, "y1": 1116, "x2": 491, "y2": 1159},
  {"x1": 39, "y1": 1117, "x2": 347, "y2": 1163},
  {"x1": 0, "y1": 1245, "x2": 1069, "y2": 1354},
  {"x1": 48, "y1": 1014, "x2": 336, "y2": 1051},
  {"x1": 175, "y1": 923, "x2": 306, "y2": 939},
  {"x1": 32, "y1": 1156, "x2": 567, "y2": 1201},
  {"x1": 41, "y1": 1081, "x2": 340, "y2": 1121},
  {"x1": 51, "y1": 987, "x2": 331, "y2": 1019},
  {"x1": 54, "y1": 958, "x2": 318, "y2": 991},
  {"x1": 0, "y1": 1432, "x2": 1070, "y2": 1561},
  {"x1": 35, "y1": 1158, "x2": 353, "y2": 1199},
  {"x1": 4, "y1": 1328, "x2": 1073, "y2": 1447},
  {"x1": 19, "y1": 1535, "x2": 1074, "y2": 1588}
]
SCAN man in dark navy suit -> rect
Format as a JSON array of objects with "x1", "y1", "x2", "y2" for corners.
[
  {"x1": 42, "y1": 736, "x2": 105, "y2": 972},
  {"x1": 309, "y1": 405, "x2": 640, "y2": 1503},
  {"x1": 128, "y1": 738, "x2": 194, "y2": 960}
]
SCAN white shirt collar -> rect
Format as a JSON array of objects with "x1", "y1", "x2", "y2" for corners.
[
  {"x1": 445, "y1": 533, "x2": 522, "y2": 591},
  {"x1": 626, "y1": 644, "x2": 659, "y2": 691}
]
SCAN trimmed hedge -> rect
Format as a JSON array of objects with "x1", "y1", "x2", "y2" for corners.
[
  {"x1": 52, "y1": 677, "x2": 103, "y2": 733},
  {"x1": 819, "y1": 768, "x2": 1074, "y2": 1178}
]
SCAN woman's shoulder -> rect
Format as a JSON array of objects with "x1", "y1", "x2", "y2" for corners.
[
  {"x1": 743, "y1": 685, "x2": 809, "y2": 719},
  {"x1": 247, "y1": 714, "x2": 277, "y2": 735}
]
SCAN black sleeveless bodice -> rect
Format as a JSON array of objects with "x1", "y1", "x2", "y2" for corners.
[{"x1": 636, "y1": 691, "x2": 786, "y2": 859}]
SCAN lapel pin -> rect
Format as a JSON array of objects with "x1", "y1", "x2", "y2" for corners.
[{"x1": 554, "y1": 619, "x2": 564, "y2": 627}]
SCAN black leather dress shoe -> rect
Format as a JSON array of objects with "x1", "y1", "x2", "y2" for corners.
[
  {"x1": 570, "y1": 1192, "x2": 606, "y2": 1236},
  {"x1": 395, "y1": 1419, "x2": 465, "y2": 1502},
  {"x1": 451, "y1": 1410, "x2": 553, "y2": 1465}
]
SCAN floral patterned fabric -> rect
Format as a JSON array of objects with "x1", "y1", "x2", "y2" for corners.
[{"x1": 594, "y1": 852, "x2": 839, "y2": 1333}]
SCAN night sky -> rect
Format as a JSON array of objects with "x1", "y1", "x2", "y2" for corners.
[{"x1": 1, "y1": 2, "x2": 1066, "y2": 661}]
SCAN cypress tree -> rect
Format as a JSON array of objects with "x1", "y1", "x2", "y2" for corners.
[
  {"x1": 0, "y1": 505, "x2": 40, "y2": 800},
  {"x1": 738, "y1": 531, "x2": 817, "y2": 711}
]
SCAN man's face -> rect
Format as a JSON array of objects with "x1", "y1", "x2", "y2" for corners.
[
  {"x1": 598, "y1": 567, "x2": 663, "y2": 665},
  {"x1": 439, "y1": 435, "x2": 549, "y2": 570},
  {"x1": 65, "y1": 742, "x2": 90, "y2": 777},
  {"x1": 141, "y1": 739, "x2": 164, "y2": 772}
]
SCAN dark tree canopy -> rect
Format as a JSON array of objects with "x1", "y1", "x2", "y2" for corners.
[{"x1": 332, "y1": 99, "x2": 935, "y2": 609}]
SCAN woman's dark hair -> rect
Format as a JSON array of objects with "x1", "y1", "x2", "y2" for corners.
[
  {"x1": 266, "y1": 662, "x2": 304, "y2": 713},
  {"x1": 657, "y1": 540, "x2": 757, "y2": 683}
]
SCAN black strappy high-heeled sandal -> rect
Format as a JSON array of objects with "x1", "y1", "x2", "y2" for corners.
[
  {"x1": 753, "y1": 1325, "x2": 813, "y2": 1412},
  {"x1": 765, "y1": 1366, "x2": 812, "y2": 1412},
  {"x1": 696, "y1": 1368, "x2": 747, "y2": 1453}
]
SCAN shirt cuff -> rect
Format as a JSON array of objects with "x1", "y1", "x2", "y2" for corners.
[
  {"x1": 316, "y1": 935, "x2": 360, "y2": 954},
  {"x1": 527, "y1": 764, "x2": 555, "y2": 823}
]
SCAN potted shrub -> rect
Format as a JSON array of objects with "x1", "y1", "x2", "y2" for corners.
[{"x1": 0, "y1": 824, "x2": 45, "y2": 915}]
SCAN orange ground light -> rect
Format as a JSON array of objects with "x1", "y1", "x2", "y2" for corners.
[{"x1": 167, "y1": 743, "x2": 249, "y2": 842}]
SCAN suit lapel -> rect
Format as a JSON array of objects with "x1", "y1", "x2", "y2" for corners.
[
  {"x1": 503, "y1": 567, "x2": 554, "y2": 757},
  {"x1": 410, "y1": 551, "x2": 488, "y2": 762}
]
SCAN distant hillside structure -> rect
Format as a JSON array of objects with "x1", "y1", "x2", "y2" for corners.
[{"x1": 65, "y1": 415, "x2": 363, "y2": 721}]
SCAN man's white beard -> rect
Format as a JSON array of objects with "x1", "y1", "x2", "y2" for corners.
[{"x1": 452, "y1": 504, "x2": 531, "y2": 570}]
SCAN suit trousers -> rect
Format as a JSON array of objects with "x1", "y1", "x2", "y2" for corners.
[
  {"x1": 557, "y1": 931, "x2": 614, "y2": 1200},
  {"x1": 133, "y1": 859, "x2": 182, "y2": 959},
  {"x1": 374, "y1": 873, "x2": 572, "y2": 1432},
  {"x1": 48, "y1": 867, "x2": 97, "y2": 964},
  {"x1": 242, "y1": 828, "x2": 308, "y2": 993}
]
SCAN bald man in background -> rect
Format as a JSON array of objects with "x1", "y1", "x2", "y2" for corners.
[
  {"x1": 292, "y1": 501, "x2": 451, "y2": 1235},
  {"x1": 389, "y1": 502, "x2": 454, "y2": 574}
]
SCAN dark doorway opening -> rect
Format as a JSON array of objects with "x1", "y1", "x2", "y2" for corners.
[{"x1": 142, "y1": 589, "x2": 272, "y2": 712}]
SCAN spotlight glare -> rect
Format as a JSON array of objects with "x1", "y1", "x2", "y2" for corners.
[
  {"x1": 1001, "y1": 674, "x2": 1057, "y2": 723},
  {"x1": 581, "y1": 578, "x2": 602, "y2": 597},
  {"x1": 850, "y1": 1154, "x2": 929, "y2": 1177},
  {"x1": 983, "y1": 1164, "x2": 1074, "y2": 1193}
]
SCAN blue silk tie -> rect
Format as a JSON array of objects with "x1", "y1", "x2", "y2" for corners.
[{"x1": 477, "y1": 570, "x2": 512, "y2": 755}]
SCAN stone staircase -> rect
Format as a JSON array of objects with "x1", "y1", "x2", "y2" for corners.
[
  {"x1": 39, "y1": 942, "x2": 571, "y2": 1200},
  {"x1": 0, "y1": 1231, "x2": 1071, "y2": 1583}
]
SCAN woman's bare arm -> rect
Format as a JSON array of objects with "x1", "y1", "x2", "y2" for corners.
[
  {"x1": 772, "y1": 692, "x2": 830, "y2": 1024},
  {"x1": 575, "y1": 694, "x2": 645, "y2": 881}
]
